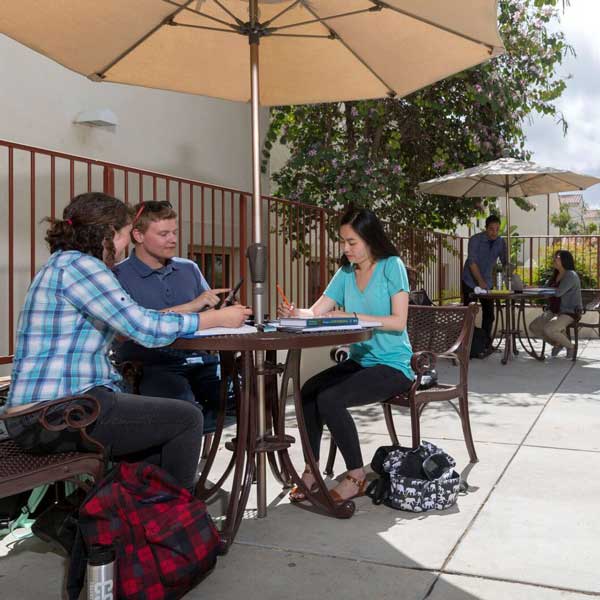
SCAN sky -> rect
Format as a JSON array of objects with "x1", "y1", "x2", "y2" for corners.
[{"x1": 524, "y1": 0, "x2": 600, "y2": 208}]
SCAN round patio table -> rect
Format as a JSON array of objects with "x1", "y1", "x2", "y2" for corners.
[
  {"x1": 173, "y1": 327, "x2": 373, "y2": 547},
  {"x1": 484, "y1": 291, "x2": 555, "y2": 364}
]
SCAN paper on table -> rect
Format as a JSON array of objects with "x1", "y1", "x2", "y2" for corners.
[{"x1": 185, "y1": 324, "x2": 257, "y2": 337}]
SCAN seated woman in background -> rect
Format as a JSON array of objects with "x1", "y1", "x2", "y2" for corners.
[
  {"x1": 3, "y1": 192, "x2": 250, "y2": 492},
  {"x1": 529, "y1": 250, "x2": 582, "y2": 359},
  {"x1": 278, "y1": 206, "x2": 414, "y2": 503}
]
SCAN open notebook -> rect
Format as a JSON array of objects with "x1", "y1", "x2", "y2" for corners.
[{"x1": 183, "y1": 324, "x2": 258, "y2": 338}]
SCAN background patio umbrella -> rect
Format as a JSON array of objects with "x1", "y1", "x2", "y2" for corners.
[
  {"x1": 1, "y1": 0, "x2": 504, "y2": 516},
  {"x1": 418, "y1": 154, "x2": 600, "y2": 289}
]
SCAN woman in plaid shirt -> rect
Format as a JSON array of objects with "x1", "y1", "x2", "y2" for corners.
[{"x1": 4, "y1": 192, "x2": 250, "y2": 490}]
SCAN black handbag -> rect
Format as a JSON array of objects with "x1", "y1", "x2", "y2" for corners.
[{"x1": 367, "y1": 441, "x2": 466, "y2": 512}]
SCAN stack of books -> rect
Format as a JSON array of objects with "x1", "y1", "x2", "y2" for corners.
[{"x1": 276, "y1": 316, "x2": 381, "y2": 332}]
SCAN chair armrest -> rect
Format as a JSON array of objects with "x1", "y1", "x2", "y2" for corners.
[{"x1": 0, "y1": 395, "x2": 104, "y2": 453}]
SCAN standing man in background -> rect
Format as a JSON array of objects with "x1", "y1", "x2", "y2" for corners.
[{"x1": 461, "y1": 214, "x2": 507, "y2": 341}]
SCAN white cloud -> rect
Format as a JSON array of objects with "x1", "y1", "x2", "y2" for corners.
[{"x1": 524, "y1": 0, "x2": 600, "y2": 207}]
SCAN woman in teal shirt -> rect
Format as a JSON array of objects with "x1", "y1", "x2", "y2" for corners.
[{"x1": 279, "y1": 207, "x2": 414, "y2": 503}]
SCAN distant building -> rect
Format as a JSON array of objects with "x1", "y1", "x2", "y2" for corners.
[
  {"x1": 559, "y1": 193, "x2": 587, "y2": 227},
  {"x1": 584, "y1": 209, "x2": 600, "y2": 231}
]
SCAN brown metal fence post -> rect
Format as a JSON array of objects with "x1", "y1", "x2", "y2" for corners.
[
  {"x1": 437, "y1": 235, "x2": 444, "y2": 306},
  {"x1": 8, "y1": 147, "x2": 14, "y2": 355},
  {"x1": 103, "y1": 166, "x2": 115, "y2": 196},
  {"x1": 529, "y1": 237, "x2": 533, "y2": 285},
  {"x1": 409, "y1": 227, "x2": 415, "y2": 267},
  {"x1": 319, "y1": 210, "x2": 327, "y2": 295},
  {"x1": 596, "y1": 236, "x2": 600, "y2": 287}
]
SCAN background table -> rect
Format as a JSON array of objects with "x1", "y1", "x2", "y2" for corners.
[
  {"x1": 483, "y1": 291, "x2": 555, "y2": 364},
  {"x1": 173, "y1": 328, "x2": 373, "y2": 547}
]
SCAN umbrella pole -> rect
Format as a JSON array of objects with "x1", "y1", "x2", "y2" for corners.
[{"x1": 249, "y1": 0, "x2": 268, "y2": 519}]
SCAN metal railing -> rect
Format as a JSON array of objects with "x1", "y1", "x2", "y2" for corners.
[
  {"x1": 508, "y1": 235, "x2": 600, "y2": 287},
  {"x1": 11, "y1": 138, "x2": 580, "y2": 364}
]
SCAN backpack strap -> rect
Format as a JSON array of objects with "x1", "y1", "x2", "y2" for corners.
[
  {"x1": 66, "y1": 526, "x2": 87, "y2": 600},
  {"x1": 366, "y1": 474, "x2": 390, "y2": 505}
]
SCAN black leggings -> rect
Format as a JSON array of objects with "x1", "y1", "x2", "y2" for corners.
[
  {"x1": 302, "y1": 360, "x2": 413, "y2": 471},
  {"x1": 88, "y1": 386, "x2": 203, "y2": 490}
]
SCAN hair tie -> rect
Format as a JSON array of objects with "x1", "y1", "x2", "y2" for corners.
[{"x1": 66, "y1": 218, "x2": 73, "y2": 226}]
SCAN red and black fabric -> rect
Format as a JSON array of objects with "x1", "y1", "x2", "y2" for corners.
[{"x1": 67, "y1": 462, "x2": 223, "y2": 600}]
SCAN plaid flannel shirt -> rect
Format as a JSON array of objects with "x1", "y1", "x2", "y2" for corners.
[{"x1": 7, "y1": 251, "x2": 199, "y2": 407}]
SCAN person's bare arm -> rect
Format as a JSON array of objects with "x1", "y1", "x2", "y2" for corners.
[
  {"x1": 323, "y1": 291, "x2": 409, "y2": 332},
  {"x1": 277, "y1": 294, "x2": 337, "y2": 318},
  {"x1": 160, "y1": 288, "x2": 230, "y2": 313},
  {"x1": 197, "y1": 304, "x2": 252, "y2": 329},
  {"x1": 469, "y1": 262, "x2": 488, "y2": 288}
]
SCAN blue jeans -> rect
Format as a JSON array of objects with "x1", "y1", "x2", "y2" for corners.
[{"x1": 139, "y1": 361, "x2": 221, "y2": 411}]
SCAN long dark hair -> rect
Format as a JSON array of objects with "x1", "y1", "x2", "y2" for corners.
[
  {"x1": 339, "y1": 206, "x2": 398, "y2": 267},
  {"x1": 548, "y1": 249, "x2": 576, "y2": 285},
  {"x1": 45, "y1": 192, "x2": 131, "y2": 267}
]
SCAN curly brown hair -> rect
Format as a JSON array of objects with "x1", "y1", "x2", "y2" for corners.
[{"x1": 45, "y1": 192, "x2": 132, "y2": 267}]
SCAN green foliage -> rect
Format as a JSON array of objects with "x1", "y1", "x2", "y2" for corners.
[
  {"x1": 265, "y1": 0, "x2": 572, "y2": 232},
  {"x1": 535, "y1": 244, "x2": 598, "y2": 288},
  {"x1": 550, "y1": 204, "x2": 594, "y2": 234},
  {"x1": 498, "y1": 217, "x2": 524, "y2": 265}
]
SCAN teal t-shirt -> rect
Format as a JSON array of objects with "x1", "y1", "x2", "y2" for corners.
[{"x1": 324, "y1": 256, "x2": 414, "y2": 380}]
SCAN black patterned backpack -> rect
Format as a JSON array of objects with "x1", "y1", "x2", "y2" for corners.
[{"x1": 366, "y1": 441, "x2": 465, "y2": 512}]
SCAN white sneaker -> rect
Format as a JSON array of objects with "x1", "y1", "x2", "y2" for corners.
[{"x1": 550, "y1": 345, "x2": 564, "y2": 357}]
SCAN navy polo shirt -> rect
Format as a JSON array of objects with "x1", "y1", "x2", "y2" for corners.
[
  {"x1": 112, "y1": 249, "x2": 213, "y2": 365},
  {"x1": 462, "y1": 231, "x2": 507, "y2": 289},
  {"x1": 113, "y1": 249, "x2": 210, "y2": 310}
]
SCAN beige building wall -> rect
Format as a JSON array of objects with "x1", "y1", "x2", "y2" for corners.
[
  {"x1": 0, "y1": 34, "x2": 271, "y2": 371},
  {"x1": 0, "y1": 35, "x2": 269, "y2": 192},
  {"x1": 454, "y1": 194, "x2": 560, "y2": 238}
]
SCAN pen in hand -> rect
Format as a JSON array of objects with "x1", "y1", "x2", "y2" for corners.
[{"x1": 276, "y1": 284, "x2": 291, "y2": 307}]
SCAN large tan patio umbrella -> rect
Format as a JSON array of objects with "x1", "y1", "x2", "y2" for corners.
[
  {"x1": 1, "y1": 0, "x2": 504, "y2": 516},
  {"x1": 419, "y1": 154, "x2": 600, "y2": 289}
]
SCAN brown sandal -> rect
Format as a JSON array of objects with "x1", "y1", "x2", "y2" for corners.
[
  {"x1": 289, "y1": 470, "x2": 317, "y2": 503},
  {"x1": 329, "y1": 474, "x2": 367, "y2": 504}
]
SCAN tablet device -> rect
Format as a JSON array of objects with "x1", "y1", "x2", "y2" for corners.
[{"x1": 215, "y1": 278, "x2": 244, "y2": 309}]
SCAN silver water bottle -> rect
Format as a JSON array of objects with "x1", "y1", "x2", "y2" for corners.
[{"x1": 87, "y1": 544, "x2": 116, "y2": 600}]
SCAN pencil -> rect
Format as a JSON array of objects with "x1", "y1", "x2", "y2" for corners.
[{"x1": 276, "y1": 284, "x2": 291, "y2": 307}]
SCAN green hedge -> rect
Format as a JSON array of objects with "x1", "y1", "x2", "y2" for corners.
[{"x1": 535, "y1": 245, "x2": 598, "y2": 288}]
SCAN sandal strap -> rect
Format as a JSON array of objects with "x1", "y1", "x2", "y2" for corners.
[{"x1": 345, "y1": 474, "x2": 366, "y2": 490}]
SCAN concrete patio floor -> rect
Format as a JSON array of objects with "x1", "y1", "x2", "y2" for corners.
[{"x1": 2, "y1": 339, "x2": 600, "y2": 599}]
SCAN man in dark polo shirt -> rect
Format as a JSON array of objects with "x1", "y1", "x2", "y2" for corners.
[
  {"x1": 461, "y1": 214, "x2": 507, "y2": 341},
  {"x1": 113, "y1": 200, "x2": 231, "y2": 417}
]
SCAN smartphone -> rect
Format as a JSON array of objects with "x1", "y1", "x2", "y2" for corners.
[{"x1": 215, "y1": 278, "x2": 244, "y2": 309}]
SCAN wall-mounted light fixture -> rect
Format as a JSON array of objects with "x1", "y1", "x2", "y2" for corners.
[{"x1": 74, "y1": 108, "x2": 118, "y2": 127}]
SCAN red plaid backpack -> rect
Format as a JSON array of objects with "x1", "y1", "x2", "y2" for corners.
[{"x1": 67, "y1": 462, "x2": 223, "y2": 600}]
